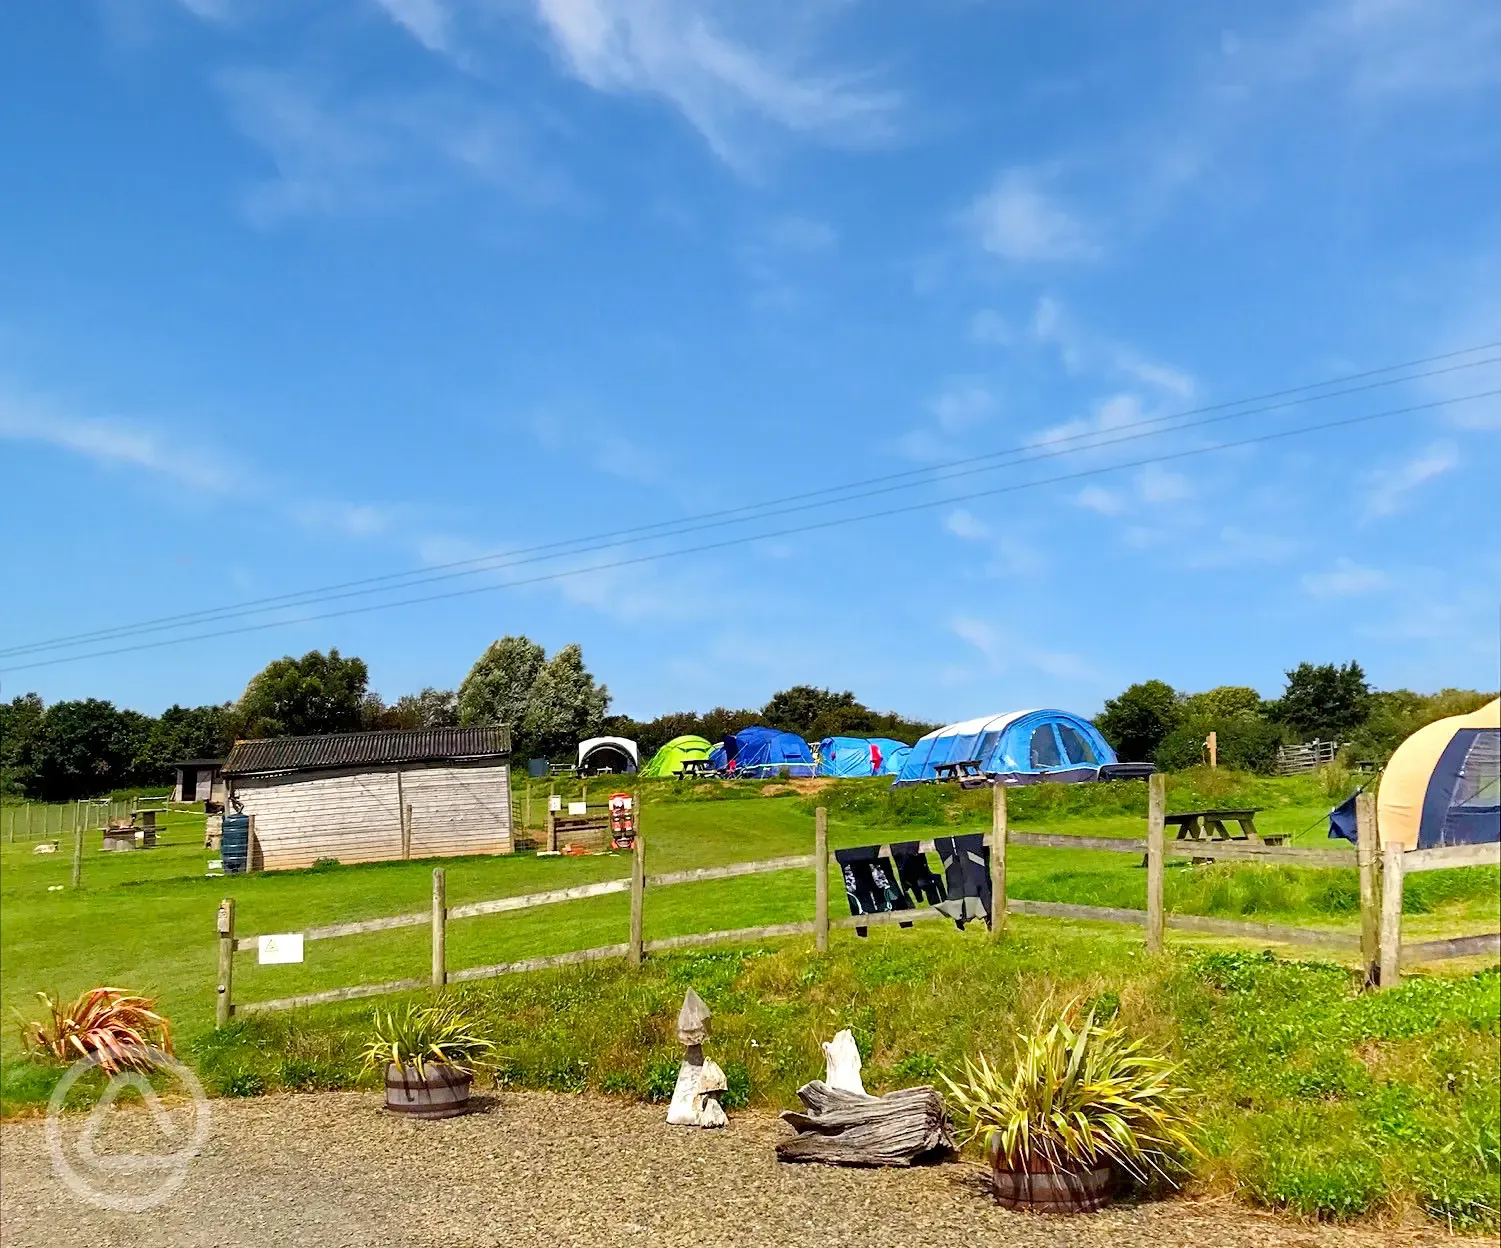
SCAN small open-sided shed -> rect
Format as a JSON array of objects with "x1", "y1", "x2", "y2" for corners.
[
  {"x1": 171, "y1": 759, "x2": 226, "y2": 808},
  {"x1": 222, "y1": 727, "x2": 513, "y2": 871}
]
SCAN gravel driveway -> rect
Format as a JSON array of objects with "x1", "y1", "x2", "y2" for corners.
[{"x1": 1, "y1": 1090, "x2": 1487, "y2": 1248}]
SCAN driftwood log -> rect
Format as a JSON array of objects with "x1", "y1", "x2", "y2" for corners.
[{"x1": 776, "y1": 1081, "x2": 955, "y2": 1167}]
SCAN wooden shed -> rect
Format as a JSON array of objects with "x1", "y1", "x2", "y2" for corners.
[{"x1": 222, "y1": 727, "x2": 512, "y2": 872}]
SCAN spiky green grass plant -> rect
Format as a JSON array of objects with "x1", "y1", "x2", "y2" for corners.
[
  {"x1": 359, "y1": 1000, "x2": 494, "y2": 1078},
  {"x1": 943, "y1": 1000, "x2": 1198, "y2": 1184}
]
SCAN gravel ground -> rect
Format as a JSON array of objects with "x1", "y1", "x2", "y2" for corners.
[{"x1": 1, "y1": 1090, "x2": 1489, "y2": 1248}]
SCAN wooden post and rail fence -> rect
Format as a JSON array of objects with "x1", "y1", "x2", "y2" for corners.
[{"x1": 213, "y1": 774, "x2": 1501, "y2": 1024}]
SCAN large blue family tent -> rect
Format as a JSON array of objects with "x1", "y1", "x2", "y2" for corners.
[
  {"x1": 893, "y1": 709, "x2": 1123, "y2": 786},
  {"x1": 816, "y1": 737, "x2": 913, "y2": 778},
  {"x1": 710, "y1": 725, "x2": 815, "y2": 777}
]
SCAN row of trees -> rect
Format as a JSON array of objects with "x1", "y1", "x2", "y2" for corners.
[
  {"x1": 1094, "y1": 662, "x2": 1493, "y2": 772},
  {"x1": 4, "y1": 644, "x2": 1489, "y2": 799}
]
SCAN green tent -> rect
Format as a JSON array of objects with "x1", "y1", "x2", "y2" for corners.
[{"x1": 639, "y1": 735, "x2": 712, "y2": 778}]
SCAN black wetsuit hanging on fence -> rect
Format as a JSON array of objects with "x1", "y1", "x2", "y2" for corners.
[
  {"x1": 833, "y1": 845, "x2": 912, "y2": 937},
  {"x1": 932, "y1": 834, "x2": 992, "y2": 930}
]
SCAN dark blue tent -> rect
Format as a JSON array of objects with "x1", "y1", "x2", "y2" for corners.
[{"x1": 711, "y1": 726, "x2": 814, "y2": 777}]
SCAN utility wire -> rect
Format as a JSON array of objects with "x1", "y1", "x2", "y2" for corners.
[
  {"x1": 5, "y1": 346, "x2": 1498, "y2": 660},
  {"x1": 4, "y1": 386, "x2": 1495, "y2": 674}
]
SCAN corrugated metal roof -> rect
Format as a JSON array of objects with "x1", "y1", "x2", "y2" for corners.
[{"x1": 223, "y1": 727, "x2": 511, "y2": 777}]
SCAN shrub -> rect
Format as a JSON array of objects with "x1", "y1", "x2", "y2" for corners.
[
  {"x1": 359, "y1": 1000, "x2": 494, "y2": 1078},
  {"x1": 17, "y1": 988, "x2": 173, "y2": 1074},
  {"x1": 1156, "y1": 717, "x2": 1283, "y2": 774},
  {"x1": 942, "y1": 1001, "x2": 1197, "y2": 1184}
]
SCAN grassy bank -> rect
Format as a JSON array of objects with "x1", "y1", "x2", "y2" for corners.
[{"x1": 42, "y1": 926, "x2": 1495, "y2": 1230}]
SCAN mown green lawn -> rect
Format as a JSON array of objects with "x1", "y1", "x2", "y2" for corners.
[{"x1": 5, "y1": 777, "x2": 1494, "y2": 1062}]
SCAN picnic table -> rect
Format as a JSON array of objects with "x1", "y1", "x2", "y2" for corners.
[
  {"x1": 1164, "y1": 808, "x2": 1287, "y2": 846},
  {"x1": 678, "y1": 759, "x2": 716, "y2": 778},
  {"x1": 933, "y1": 760, "x2": 989, "y2": 789}
]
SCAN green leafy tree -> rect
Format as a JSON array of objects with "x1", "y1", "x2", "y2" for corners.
[
  {"x1": 459, "y1": 637, "x2": 608, "y2": 760},
  {"x1": 133, "y1": 704, "x2": 236, "y2": 782},
  {"x1": 523, "y1": 645, "x2": 610, "y2": 759},
  {"x1": 237, "y1": 648, "x2": 369, "y2": 739},
  {"x1": 1345, "y1": 687, "x2": 1494, "y2": 762},
  {"x1": 762, "y1": 686, "x2": 861, "y2": 736},
  {"x1": 1095, "y1": 680, "x2": 1182, "y2": 762},
  {"x1": 458, "y1": 636, "x2": 547, "y2": 730},
  {"x1": 1, "y1": 692, "x2": 45, "y2": 798},
  {"x1": 1181, "y1": 685, "x2": 1265, "y2": 722},
  {"x1": 385, "y1": 688, "x2": 459, "y2": 730},
  {"x1": 31, "y1": 699, "x2": 153, "y2": 801},
  {"x1": 1273, "y1": 661, "x2": 1371, "y2": 741}
]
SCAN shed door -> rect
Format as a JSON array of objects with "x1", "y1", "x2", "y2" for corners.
[{"x1": 181, "y1": 767, "x2": 198, "y2": 801}]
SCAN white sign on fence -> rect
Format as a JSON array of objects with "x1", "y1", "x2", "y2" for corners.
[
  {"x1": 548, "y1": 795, "x2": 563, "y2": 813},
  {"x1": 257, "y1": 934, "x2": 305, "y2": 965},
  {"x1": 568, "y1": 801, "x2": 587, "y2": 816}
]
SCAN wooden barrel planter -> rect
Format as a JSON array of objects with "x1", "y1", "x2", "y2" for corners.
[
  {"x1": 990, "y1": 1153, "x2": 1113, "y2": 1213},
  {"x1": 384, "y1": 1063, "x2": 472, "y2": 1119}
]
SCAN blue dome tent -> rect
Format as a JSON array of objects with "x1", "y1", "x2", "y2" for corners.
[
  {"x1": 711, "y1": 725, "x2": 815, "y2": 777},
  {"x1": 817, "y1": 737, "x2": 913, "y2": 778},
  {"x1": 893, "y1": 710, "x2": 1126, "y2": 786}
]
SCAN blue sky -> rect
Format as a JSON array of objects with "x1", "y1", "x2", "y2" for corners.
[{"x1": 1, "y1": 0, "x2": 1498, "y2": 722}]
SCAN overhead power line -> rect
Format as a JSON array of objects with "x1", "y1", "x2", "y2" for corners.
[
  {"x1": 4, "y1": 343, "x2": 1498, "y2": 661},
  {"x1": 3, "y1": 385, "x2": 1495, "y2": 674}
]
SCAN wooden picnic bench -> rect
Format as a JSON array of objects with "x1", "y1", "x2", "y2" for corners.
[
  {"x1": 678, "y1": 759, "x2": 716, "y2": 778},
  {"x1": 934, "y1": 760, "x2": 989, "y2": 789},
  {"x1": 1164, "y1": 808, "x2": 1287, "y2": 846}
]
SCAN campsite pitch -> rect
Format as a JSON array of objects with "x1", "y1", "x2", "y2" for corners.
[{"x1": 3, "y1": 1089, "x2": 1493, "y2": 1248}]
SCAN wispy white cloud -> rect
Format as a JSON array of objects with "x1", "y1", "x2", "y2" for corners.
[
  {"x1": 950, "y1": 614, "x2": 1094, "y2": 681},
  {"x1": 943, "y1": 509, "x2": 988, "y2": 541},
  {"x1": 897, "y1": 378, "x2": 996, "y2": 462},
  {"x1": 216, "y1": 67, "x2": 571, "y2": 225},
  {"x1": 0, "y1": 387, "x2": 224, "y2": 488},
  {"x1": 531, "y1": 406, "x2": 666, "y2": 484},
  {"x1": 1362, "y1": 440, "x2": 1458, "y2": 519},
  {"x1": 1302, "y1": 557, "x2": 1389, "y2": 597},
  {"x1": 1076, "y1": 485, "x2": 1125, "y2": 516},
  {"x1": 1135, "y1": 463, "x2": 1193, "y2": 505},
  {"x1": 372, "y1": 0, "x2": 454, "y2": 54},
  {"x1": 967, "y1": 309, "x2": 1010, "y2": 346},
  {"x1": 1033, "y1": 391, "x2": 1144, "y2": 449},
  {"x1": 1028, "y1": 296, "x2": 1196, "y2": 400},
  {"x1": 963, "y1": 169, "x2": 1097, "y2": 263},
  {"x1": 530, "y1": 0, "x2": 900, "y2": 172},
  {"x1": 928, "y1": 378, "x2": 994, "y2": 433}
]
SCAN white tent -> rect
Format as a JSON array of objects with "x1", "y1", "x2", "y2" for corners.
[{"x1": 578, "y1": 736, "x2": 639, "y2": 774}]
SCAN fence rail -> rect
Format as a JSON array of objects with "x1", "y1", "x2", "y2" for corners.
[{"x1": 215, "y1": 780, "x2": 1501, "y2": 1021}]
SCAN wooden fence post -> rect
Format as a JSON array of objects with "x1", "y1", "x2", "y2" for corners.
[
  {"x1": 1379, "y1": 845, "x2": 1404, "y2": 988},
  {"x1": 1146, "y1": 772, "x2": 1166, "y2": 954},
  {"x1": 525, "y1": 781, "x2": 532, "y2": 830},
  {"x1": 814, "y1": 807, "x2": 829, "y2": 952},
  {"x1": 989, "y1": 782, "x2": 1008, "y2": 939},
  {"x1": 403, "y1": 804, "x2": 414, "y2": 860},
  {"x1": 71, "y1": 807, "x2": 84, "y2": 890},
  {"x1": 1356, "y1": 792, "x2": 1380, "y2": 987},
  {"x1": 628, "y1": 830, "x2": 645, "y2": 968},
  {"x1": 431, "y1": 868, "x2": 447, "y2": 988},
  {"x1": 216, "y1": 898, "x2": 236, "y2": 1027}
]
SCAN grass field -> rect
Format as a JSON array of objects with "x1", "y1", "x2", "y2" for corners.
[{"x1": 4, "y1": 772, "x2": 1498, "y2": 1227}]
